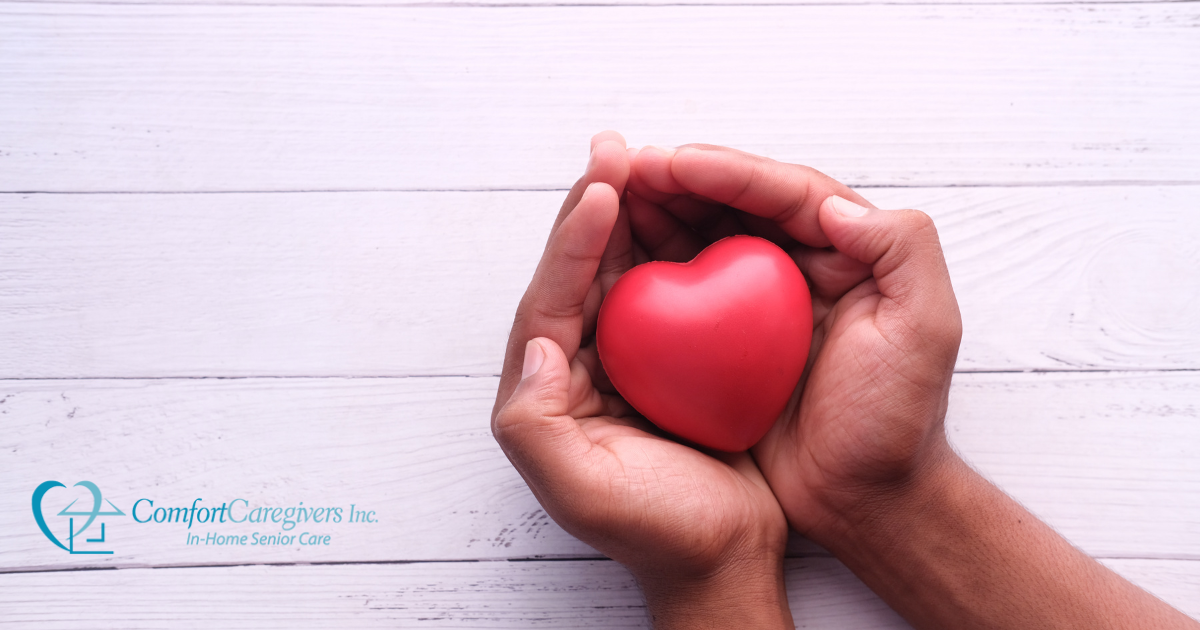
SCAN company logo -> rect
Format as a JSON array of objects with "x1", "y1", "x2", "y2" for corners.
[
  {"x1": 32, "y1": 482, "x2": 378, "y2": 553},
  {"x1": 32, "y1": 480, "x2": 125, "y2": 554}
]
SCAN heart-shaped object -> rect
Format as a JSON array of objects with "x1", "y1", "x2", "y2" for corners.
[{"x1": 597, "y1": 235, "x2": 813, "y2": 452}]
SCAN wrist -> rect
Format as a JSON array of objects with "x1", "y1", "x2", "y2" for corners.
[
  {"x1": 635, "y1": 549, "x2": 794, "y2": 630},
  {"x1": 803, "y1": 437, "x2": 966, "y2": 550}
]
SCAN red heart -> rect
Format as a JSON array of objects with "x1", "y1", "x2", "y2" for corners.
[{"x1": 597, "y1": 235, "x2": 813, "y2": 452}]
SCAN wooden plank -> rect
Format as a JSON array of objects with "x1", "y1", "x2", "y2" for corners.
[
  {"x1": 2, "y1": 3, "x2": 1197, "y2": 192},
  {"x1": 0, "y1": 191, "x2": 541, "y2": 378},
  {"x1": 2, "y1": 186, "x2": 1197, "y2": 378},
  {"x1": 946, "y1": 374, "x2": 1200, "y2": 560},
  {"x1": 0, "y1": 558, "x2": 1195, "y2": 628},
  {"x1": 2, "y1": 372, "x2": 1197, "y2": 572},
  {"x1": 0, "y1": 560, "x2": 900, "y2": 629}
]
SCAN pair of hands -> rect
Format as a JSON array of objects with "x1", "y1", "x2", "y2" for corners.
[{"x1": 490, "y1": 131, "x2": 963, "y2": 626}]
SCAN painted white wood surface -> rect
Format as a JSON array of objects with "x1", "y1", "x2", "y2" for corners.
[
  {"x1": 3, "y1": 0, "x2": 1198, "y2": 624},
  {"x1": 3, "y1": 371, "x2": 1198, "y2": 572},
  {"x1": 1, "y1": 558, "x2": 1195, "y2": 629},
  {"x1": 2, "y1": 186, "x2": 1198, "y2": 379},
  {"x1": 2, "y1": 4, "x2": 1198, "y2": 192}
]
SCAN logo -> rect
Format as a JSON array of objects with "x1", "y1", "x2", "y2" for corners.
[{"x1": 32, "y1": 480, "x2": 125, "y2": 554}]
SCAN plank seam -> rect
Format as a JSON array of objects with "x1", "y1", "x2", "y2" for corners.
[
  {"x1": 4, "y1": 554, "x2": 1198, "y2": 576},
  {"x1": 0, "y1": 0, "x2": 1196, "y2": 6},
  {"x1": 2, "y1": 368, "x2": 1200, "y2": 381},
  {"x1": 0, "y1": 558, "x2": 601, "y2": 576},
  {"x1": 5, "y1": 181, "x2": 1200, "y2": 195}
]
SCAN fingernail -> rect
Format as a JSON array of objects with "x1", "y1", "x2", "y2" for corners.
[
  {"x1": 521, "y1": 340, "x2": 545, "y2": 380},
  {"x1": 587, "y1": 146, "x2": 598, "y2": 172},
  {"x1": 828, "y1": 196, "x2": 869, "y2": 218},
  {"x1": 580, "y1": 181, "x2": 608, "y2": 202}
]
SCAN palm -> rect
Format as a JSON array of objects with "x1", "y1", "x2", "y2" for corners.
[
  {"x1": 566, "y1": 301, "x2": 786, "y2": 571},
  {"x1": 755, "y1": 282, "x2": 931, "y2": 522},
  {"x1": 786, "y1": 306, "x2": 904, "y2": 483},
  {"x1": 577, "y1": 407, "x2": 785, "y2": 572}
]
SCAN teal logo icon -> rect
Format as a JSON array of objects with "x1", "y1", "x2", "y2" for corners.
[{"x1": 32, "y1": 481, "x2": 125, "y2": 554}]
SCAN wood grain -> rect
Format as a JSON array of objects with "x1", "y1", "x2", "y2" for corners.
[
  {"x1": 3, "y1": 372, "x2": 1197, "y2": 572},
  {"x1": 2, "y1": 3, "x2": 1197, "y2": 192},
  {"x1": 3, "y1": 0, "x2": 1195, "y2": 624},
  {"x1": 0, "y1": 558, "x2": 1195, "y2": 628},
  {"x1": 2, "y1": 187, "x2": 1197, "y2": 378}
]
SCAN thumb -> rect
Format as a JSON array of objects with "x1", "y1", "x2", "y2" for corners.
[
  {"x1": 492, "y1": 338, "x2": 593, "y2": 493},
  {"x1": 818, "y1": 195, "x2": 962, "y2": 350}
]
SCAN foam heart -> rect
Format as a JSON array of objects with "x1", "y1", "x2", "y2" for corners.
[{"x1": 597, "y1": 235, "x2": 813, "y2": 451}]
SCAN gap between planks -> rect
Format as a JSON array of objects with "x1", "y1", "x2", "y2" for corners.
[
  {"x1": 0, "y1": 0, "x2": 1193, "y2": 7},
  {"x1": 6, "y1": 180, "x2": 1200, "y2": 195},
  {"x1": 4, "y1": 553, "x2": 1198, "y2": 577},
  {"x1": 3, "y1": 368, "x2": 1200, "y2": 381}
]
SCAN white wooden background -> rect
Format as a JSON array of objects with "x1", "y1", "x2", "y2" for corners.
[{"x1": 1, "y1": 0, "x2": 1198, "y2": 626}]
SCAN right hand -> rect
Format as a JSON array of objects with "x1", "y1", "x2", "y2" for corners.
[{"x1": 629, "y1": 144, "x2": 1200, "y2": 630}]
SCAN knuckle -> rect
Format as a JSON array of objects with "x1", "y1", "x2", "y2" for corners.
[
  {"x1": 791, "y1": 163, "x2": 820, "y2": 180},
  {"x1": 888, "y1": 209, "x2": 947, "y2": 268},
  {"x1": 491, "y1": 402, "x2": 522, "y2": 441},
  {"x1": 896, "y1": 209, "x2": 938, "y2": 237},
  {"x1": 516, "y1": 286, "x2": 583, "y2": 324},
  {"x1": 777, "y1": 166, "x2": 814, "y2": 219},
  {"x1": 492, "y1": 393, "x2": 543, "y2": 446},
  {"x1": 730, "y1": 160, "x2": 765, "y2": 208},
  {"x1": 678, "y1": 142, "x2": 725, "y2": 153},
  {"x1": 512, "y1": 296, "x2": 534, "y2": 325}
]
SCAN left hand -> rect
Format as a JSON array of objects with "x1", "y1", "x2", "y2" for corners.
[
  {"x1": 491, "y1": 132, "x2": 793, "y2": 629},
  {"x1": 624, "y1": 143, "x2": 961, "y2": 543}
]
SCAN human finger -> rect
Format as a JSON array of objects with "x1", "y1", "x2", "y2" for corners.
[
  {"x1": 493, "y1": 338, "x2": 596, "y2": 507},
  {"x1": 818, "y1": 196, "x2": 963, "y2": 353},
  {"x1": 630, "y1": 146, "x2": 750, "y2": 243},
  {"x1": 627, "y1": 144, "x2": 688, "y2": 203},
  {"x1": 789, "y1": 246, "x2": 874, "y2": 322},
  {"x1": 497, "y1": 182, "x2": 621, "y2": 411},
  {"x1": 661, "y1": 195, "x2": 746, "y2": 244},
  {"x1": 626, "y1": 192, "x2": 706, "y2": 263},
  {"x1": 736, "y1": 212, "x2": 795, "y2": 247},
  {"x1": 549, "y1": 133, "x2": 629, "y2": 239},
  {"x1": 639, "y1": 144, "x2": 876, "y2": 248},
  {"x1": 582, "y1": 197, "x2": 636, "y2": 340}
]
